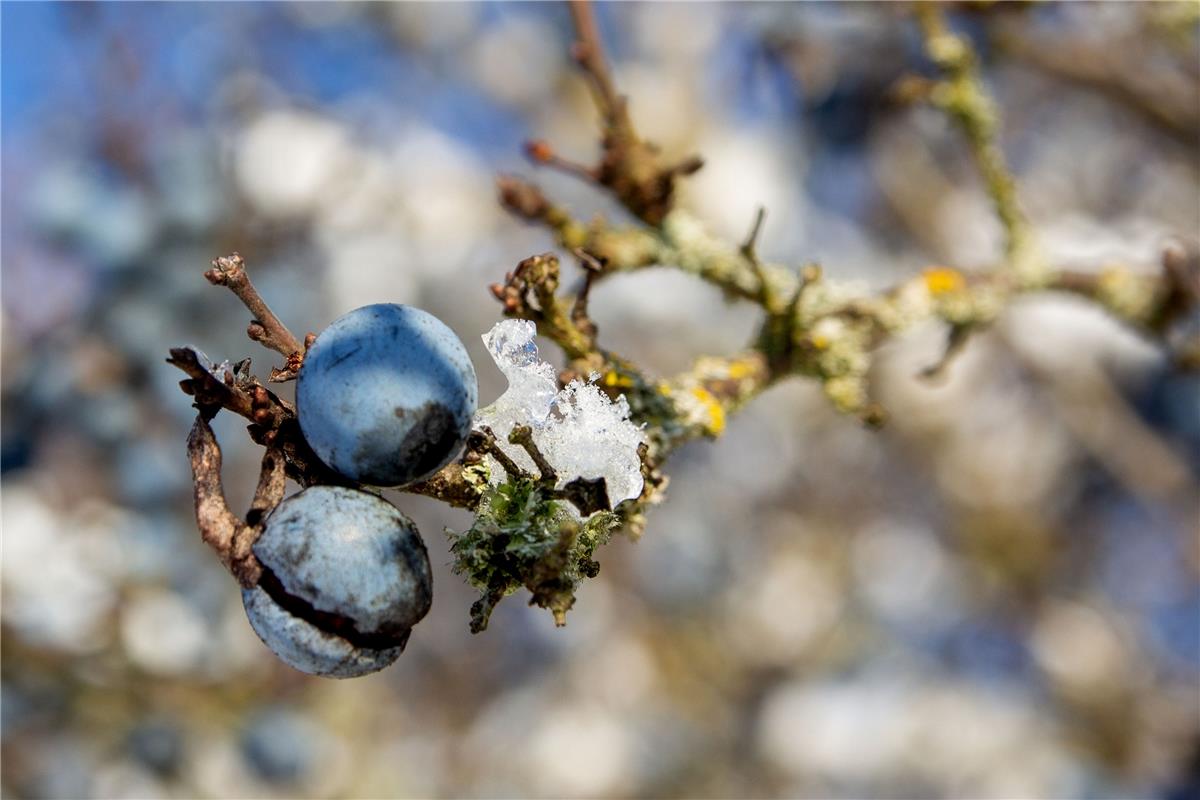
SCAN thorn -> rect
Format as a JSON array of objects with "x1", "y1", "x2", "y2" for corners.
[
  {"x1": 919, "y1": 323, "x2": 973, "y2": 383},
  {"x1": 740, "y1": 206, "x2": 767, "y2": 263}
]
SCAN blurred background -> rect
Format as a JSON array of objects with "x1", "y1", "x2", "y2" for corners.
[{"x1": 2, "y1": 2, "x2": 1199, "y2": 798}]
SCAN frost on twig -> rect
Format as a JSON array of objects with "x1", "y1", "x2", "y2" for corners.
[
  {"x1": 475, "y1": 319, "x2": 645, "y2": 506},
  {"x1": 447, "y1": 318, "x2": 645, "y2": 632}
]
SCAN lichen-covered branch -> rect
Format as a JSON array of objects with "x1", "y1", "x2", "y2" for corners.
[
  {"x1": 170, "y1": 0, "x2": 1199, "y2": 633},
  {"x1": 489, "y1": 253, "x2": 597, "y2": 361},
  {"x1": 915, "y1": 4, "x2": 1039, "y2": 281}
]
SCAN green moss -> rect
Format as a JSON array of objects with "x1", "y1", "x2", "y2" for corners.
[{"x1": 448, "y1": 478, "x2": 622, "y2": 633}]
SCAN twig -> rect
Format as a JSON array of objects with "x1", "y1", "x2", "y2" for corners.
[
  {"x1": 740, "y1": 207, "x2": 767, "y2": 263},
  {"x1": 186, "y1": 415, "x2": 276, "y2": 588},
  {"x1": 508, "y1": 425, "x2": 558, "y2": 484},
  {"x1": 468, "y1": 427, "x2": 524, "y2": 480},
  {"x1": 741, "y1": 206, "x2": 775, "y2": 309},
  {"x1": 489, "y1": 254, "x2": 597, "y2": 360},
  {"x1": 570, "y1": 248, "x2": 603, "y2": 340},
  {"x1": 554, "y1": 0, "x2": 703, "y2": 225},
  {"x1": 204, "y1": 253, "x2": 304, "y2": 370},
  {"x1": 526, "y1": 139, "x2": 599, "y2": 182},
  {"x1": 245, "y1": 445, "x2": 287, "y2": 529},
  {"x1": 915, "y1": 5, "x2": 1037, "y2": 277},
  {"x1": 993, "y1": 23, "x2": 1200, "y2": 149},
  {"x1": 169, "y1": 347, "x2": 283, "y2": 426},
  {"x1": 919, "y1": 322, "x2": 974, "y2": 383},
  {"x1": 567, "y1": 0, "x2": 627, "y2": 131}
]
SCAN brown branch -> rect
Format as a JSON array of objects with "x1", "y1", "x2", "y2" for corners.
[
  {"x1": 168, "y1": 347, "x2": 290, "y2": 432},
  {"x1": 503, "y1": 0, "x2": 702, "y2": 226},
  {"x1": 246, "y1": 446, "x2": 287, "y2": 529},
  {"x1": 170, "y1": 346, "x2": 355, "y2": 489},
  {"x1": 508, "y1": 425, "x2": 558, "y2": 484},
  {"x1": 186, "y1": 416, "x2": 265, "y2": 588},
  {"x1": 525, "y1": 139, "x2": 599, "y2": 182},
  {"x1": 204, "y1": 253, "x2": 305, "y2": 379},
  {"x1": 467, "y1": 427, "x2": 524, "y2": 480},
  {"x1": 567, "y1": 0, "x2": 627, "y2": 131}
]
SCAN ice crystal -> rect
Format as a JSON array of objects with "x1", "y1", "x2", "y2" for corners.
[{"x1": 475, "y1": 320, "x2": 645, "y2": 506}]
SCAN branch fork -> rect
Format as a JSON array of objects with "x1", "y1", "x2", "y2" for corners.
[{"x1": 187, "y1": 416, "x2": 284, "y2": 588}]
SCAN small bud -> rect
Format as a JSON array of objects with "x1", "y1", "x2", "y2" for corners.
[{"x1": 525, "y1": 139, "x2": 555, "y2": 163}]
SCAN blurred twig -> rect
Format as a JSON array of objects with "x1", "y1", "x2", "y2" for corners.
[
  {"x1": 915, "y1": 4, "x2": 1039, "y2": 280},
  {"x1": 525, "y1": 0, "x2": 704, "y2": 226},
  {"x1": 993, "y1": 16, "x2": 1200, "y2": 148}
]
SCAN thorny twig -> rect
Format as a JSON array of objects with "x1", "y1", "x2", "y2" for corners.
[
  {"x1": 741, "y1": 206, "x2": 775, "y2": 310},
  {"x1": 172, "y1": 0, "x2": 1199, "y2": 623}
]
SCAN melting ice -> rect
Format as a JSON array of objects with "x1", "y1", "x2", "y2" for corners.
[{"x1": 474, "y1": 319, "x2": 645, "y2": 505}]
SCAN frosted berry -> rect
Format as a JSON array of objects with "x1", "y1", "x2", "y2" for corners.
[
  {"x1": 241, "y1": 486, "x2": 433, "y2": 678},
  {"x1": 297, "y1": 303, "x2": 477, "y2": 486}
]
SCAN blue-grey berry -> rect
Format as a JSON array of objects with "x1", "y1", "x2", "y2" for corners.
[
  {"x1": 241, "y1": 486, "x2": 432, "y2": 678},
  {"x1": 240, "y1": 707, "x2": 322, "y2": 784},
  {"x1": 297, "y1": 303, "x2": 477, "y2": 486}
]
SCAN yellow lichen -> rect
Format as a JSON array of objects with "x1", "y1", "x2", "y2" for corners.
[
  {"x1": 923, "y1": 266, "x2": 966, "y2": 296},
  {"x1": 603, "y1": 370, "x2": 635, "y2": 389},
  {"x1": 691, "y1": 386, "x2": 726, "y2": 436},
  {"x1": 727, "y1": 360, "x2": 755, "y2": 380}
]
